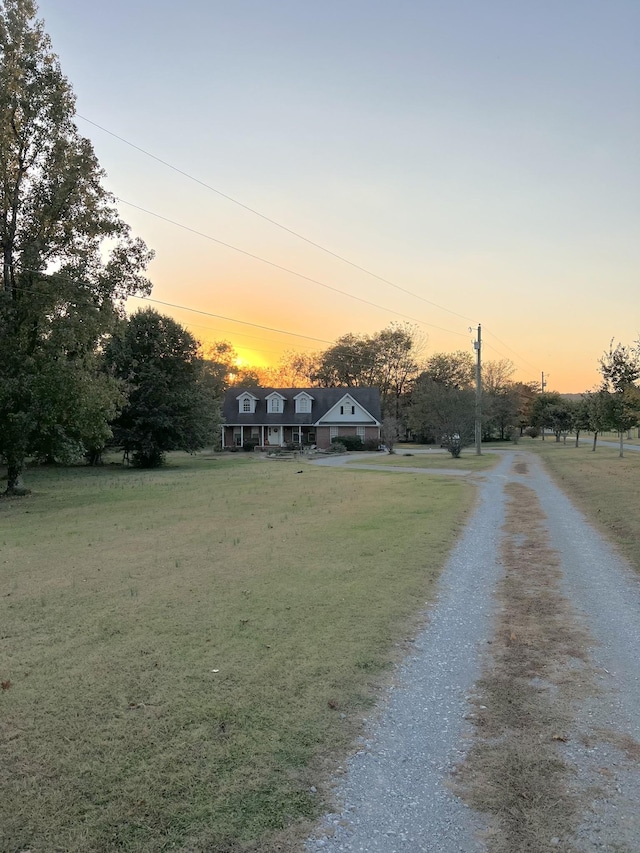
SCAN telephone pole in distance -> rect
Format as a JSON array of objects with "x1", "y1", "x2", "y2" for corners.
[{"x1": 474, "y1": 324, "x2": 482, "y2": 455}]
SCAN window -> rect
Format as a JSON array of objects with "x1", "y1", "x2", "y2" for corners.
[
  {"x1": 238, "y1": 394, "x2": 256, "y2": 414},
  {"x1": 269, "y1": 397, "x2": 282, "y2": 413},
  {"x1": 233, "y1": 427, "x2": 242, "y2": 447},
  {"x1": 357, "y1": 426, "x2": 365, "y2": 440},
  {"x1": 292, "y1": 430, "x2": 300, "y2": 443},
  {"x1": 294, "y1": 394, "x2": 313, "y2": 414},
  {"x1": 340, "y1": 404, "x2": 355, "y2": 415},
  {"x1": 251, "y1": 427, "x2": 259, "y2": 438},
  {"x1": 330, "y1": 427, "x2": 339, "y2": 440}
]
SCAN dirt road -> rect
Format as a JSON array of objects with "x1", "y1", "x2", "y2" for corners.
[{"x1": 306, "y1": 450, "x2": 640, "y2": 852}]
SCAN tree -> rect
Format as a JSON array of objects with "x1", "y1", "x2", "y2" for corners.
[
  {"x1": 104, "y1": 309, "x2": 218, "y2": 467},
  {"x1": 571, "y1": 397, "x2": 592, "y2": 448},
  {"x1": 0, "y1": 0, "x2": 153, "y2": 493},
  {"x1": 547, "y1": 400, "x2": 573, "y2": 443},
  {"x1": 479, "y1": 360, "x2": 517, "y2": 441},
  {"x1": 530, "y1": 392, "x2": 566, "y2": 440},
  {"x1": 422, "y1": 350, "x2": 475, "y2": 390},
  {"x1": 264, "y1": 350, "x2": 319, "y2": 387},
  {"x1": 380, "y1": 417, "x2": 399, "y2": 453},
  {"x1": 409, "y1": 376, "x2": 475, "y2": 457},
  {"x1": 598, "y1": 340, "x2": 640, "y2": 457},
  {"x1": 584, "y1": 389, "x2": 614, "y2": 451},
  {"x1": 311, "y1": 323, "x2": 423, "y2": 420}
]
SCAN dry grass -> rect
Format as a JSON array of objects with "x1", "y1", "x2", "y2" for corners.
[
  {"x1": 0, "y1": 453, "x2": 473, "y2": 852},
  {"x1": 454, "y1": 479, "x2": 595, "y2": 852},
  {"x1": 347, "y1": 452, "x2": 500, "y2": 471},
  {"x1": 527, "y1": 441, "x2": 640, "y2": 573}
]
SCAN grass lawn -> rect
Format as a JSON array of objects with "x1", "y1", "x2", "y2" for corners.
[
  {"x1": 0, "y1": 453, "x2": 474, "y2": 852},
  {"x1": 348, "y1": 452, "x2": 500, "y2": 472},
  {"x1": 527, "y1": 440, "x2": 640, "y2": 574}
]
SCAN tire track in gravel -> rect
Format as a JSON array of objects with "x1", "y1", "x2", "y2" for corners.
[{"x1": 306, "y1": 451, "x2": 640, "y2": 853}]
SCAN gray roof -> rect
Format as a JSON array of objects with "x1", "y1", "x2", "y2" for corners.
[{"x1": 222, "y1": 386, "x2": 382, "y2": 426}]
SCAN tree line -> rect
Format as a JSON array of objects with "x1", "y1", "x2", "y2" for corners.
[{"x1": 3, "y1": 0, "x2": 639, "y2": 495}]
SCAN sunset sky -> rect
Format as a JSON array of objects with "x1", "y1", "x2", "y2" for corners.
[{"x1": 37, "y1": 0, "x2": 639, "y2": 391}]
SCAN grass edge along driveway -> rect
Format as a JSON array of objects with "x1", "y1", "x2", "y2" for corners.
[{"x1": 0, "y1": 454, "x2": 474, "y2": 853}]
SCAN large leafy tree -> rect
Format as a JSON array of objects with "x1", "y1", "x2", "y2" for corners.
[
  {"x1": 0, "y1": 0, "x2": 153, "y2": 492},
  {"x1": 105, "y1": 309, "x2": 218, "y2": 468},
  {"x1": 419, "y1": 350, "x2": 475, "y2": 390},
  {"x1": 311, "y1": 323, "x2": 423, "y2": 417},
  {"x1": 408, "y1": 374, "x2": 475, "y2": 456}
]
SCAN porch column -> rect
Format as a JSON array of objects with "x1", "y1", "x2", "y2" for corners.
[
  {"x1": 261, "y1": 425, "x2": 265, "y2": 447},
  {"x1": 221, "y1": 425, "x2": 225, "y2": 449},
  {"x1": 241, "y1": 425, "x2": 244, "y2": 446}
]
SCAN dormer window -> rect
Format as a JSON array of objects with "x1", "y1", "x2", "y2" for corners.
[
  {"x1": 236, "y1": 392, "x2": 258, "y2": 414},
  {"x1": 294, "y1": 392, "x2": 314, "y2": 414},
  {"x1": 266, "y1": 392, "x2": 286, "y2": 414}
]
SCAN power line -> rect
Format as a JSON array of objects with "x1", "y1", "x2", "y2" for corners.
[
  {"x1": 76, "y1": 116, "x2": 541, "y2": 373},
  {"x1": 128, "y1": 293, "x2": 336, "y2": 344},
  {"x1": 118, "y1": 198, "x2": 470, "y2": 339},
  {"x1": 78, "y1": 114, "x2": 473, "y2": 323},
  {"x1": 10, "y1": 277, "x2": 334, "y2": 345},
  {"x1": 12, "y1": 268, "x2": 538, "y2": 375},
  {"x1": 482, "y1": 326, "x2": 540, "y2": 374}
]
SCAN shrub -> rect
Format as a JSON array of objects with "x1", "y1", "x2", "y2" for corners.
[
  {"x1": 525, "y1": 427, "x2": 539, "y2": 439},
  {"x1": 327, "y1": 441, "x2": 347, "y2": 454},
  {"x1": 363, "y1": 439, "x2": 380, "y2": 451},
  {"x1": 242, "y1": 440, "x2": 259, "y2": 452},
  {"x1": 331, "y1": 435, "x2": 363, "y2": 451}
]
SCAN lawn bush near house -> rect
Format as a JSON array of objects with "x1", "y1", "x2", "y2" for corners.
[
  {"x1": 0, "y1": 454, "x2": 473, "y2": 852},
  {"x1": 331, "y1": 435, "x2": 363, "y2": 451}
]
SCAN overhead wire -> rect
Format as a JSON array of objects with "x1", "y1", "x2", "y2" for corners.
[
  {"x1": 10, "y1": 276, "x2": 334, "y2": 345},
  {"x1": 18, "y1": 115, "x2": 540, "y2": 371},
  {"x1": 118, "y1": 198, "x2": 470, "y2": 339},
  {"x1": 78, "y1": 116, "x2": 543, "y2": 368},
  {"x1": 482, "y1": 326, "x2": 540, "y2": 374},
  {"x1": 78, "y1": 114, "x2": 473, "y2": 323}
]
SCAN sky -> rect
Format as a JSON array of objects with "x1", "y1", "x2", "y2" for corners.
[{"x1": 35, "y1": 0, "x2": 639, "y2": 391}]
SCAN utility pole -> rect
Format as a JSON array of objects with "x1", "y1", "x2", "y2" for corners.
[
  {"x1": 474, "y1": 324, "x2": 482, "y2": 455},
  {"x1": 541, "y1": 372, "x2": 547, "y2": 440}
]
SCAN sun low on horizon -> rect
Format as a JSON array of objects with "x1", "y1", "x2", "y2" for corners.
[{"x1": 41, "y1": 0, "x2": 640, "y2": 397}]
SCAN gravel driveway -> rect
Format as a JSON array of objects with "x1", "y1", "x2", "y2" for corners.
[{"x1": 306, "y1": 450, "x2": 640, "y2": 852}]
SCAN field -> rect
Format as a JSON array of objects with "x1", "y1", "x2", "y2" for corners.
[
  {"x1": 0, "y1": 454, "x2": 474, "y2": 853},
  {"x1": 348, "y1": 450, "x2": 500, "y2": 472}
]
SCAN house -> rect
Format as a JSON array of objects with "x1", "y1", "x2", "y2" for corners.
[{"x1": 221, "y1": 387, "x2": 382, "y2": 450}]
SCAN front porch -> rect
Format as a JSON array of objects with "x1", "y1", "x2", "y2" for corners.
[{"x1": 222, "y1": 425, "x2": 317, "y2": 450}]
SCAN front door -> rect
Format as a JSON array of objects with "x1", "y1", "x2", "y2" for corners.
[{"x1": 267, "y1": 426, "x2": 282, "y2": 446}]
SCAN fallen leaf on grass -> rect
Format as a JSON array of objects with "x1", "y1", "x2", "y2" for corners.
[{"x1": 1, "y1": 680, "x2": 11, "y2": 690}]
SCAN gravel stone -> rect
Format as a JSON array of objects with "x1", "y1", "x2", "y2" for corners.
[{"x1": 307, "y1": 449, "x2": 640, "y2": 852}]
